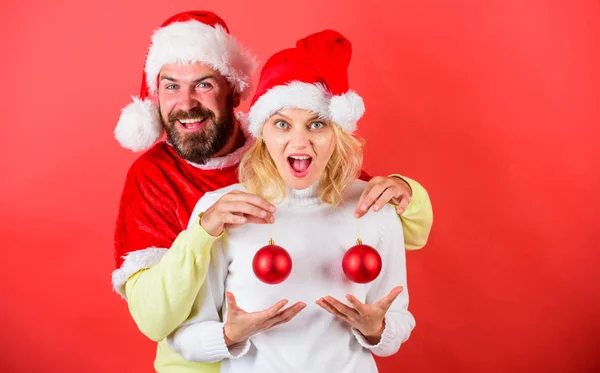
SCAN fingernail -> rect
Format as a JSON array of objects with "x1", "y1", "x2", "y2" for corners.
[
  {"x1": 239, "y1": 217, "x2": 246, "y2": 223},
  {"x1": 269, "y1": 205, "x2": 276, "y2": 212},
  {"x1": 260, "y1": 211, "x2": 267, "y2": 217},
  {"x1": 373, "y1": 205, "x2": 379, "y2": 211},
  {"x1": 269, "y1": 216, "x2": 275, "y2": 223},
  {"x1": 361, "y1": 204, "x2": 367, "y2": 212}
]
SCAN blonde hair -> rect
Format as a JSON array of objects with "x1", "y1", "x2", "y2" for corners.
[{"x1": 238, "y1": 123, "x2": 364, "y2": 205}]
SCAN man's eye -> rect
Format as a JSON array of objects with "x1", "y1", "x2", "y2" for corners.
[
  {"x1": 198, "y1": 82, "x2": 212, "y2": 88},
  {"x1": 166, "y1": 84, "x2": 177, "y2": 90},
  {"x1": 275, "y1": 120, "x2": 288, "y2": 129}
]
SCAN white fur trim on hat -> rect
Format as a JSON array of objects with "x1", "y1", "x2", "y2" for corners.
[
  {"x1": 146, "y1": 20, "x2": 257, "y2": 99},
  {"x1": 112, "y1": 247, "x2": 169, "y2": 299},
  {"x1": 248, "y1": 82, "x2": 330, "y2": 137},
  {"x1": 248, "y1": 81, "x2": 364, "y2": 137},
  {"x1": 114, "y1": 97, "x2": 163, "y2": 152},
  {"x1": 328, "y1": 90, "x2": 365, "y2": 134}
]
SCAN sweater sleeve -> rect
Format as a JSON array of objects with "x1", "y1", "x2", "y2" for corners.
[
  {"x1": 124, "y1": 222, "x2": 221, "y2": 342},
  {"x1": 389, "y1": 175, "x2": 434, "y2": 250},
  {"x1": 351, "y1": 207, "x2": 416, "y2": 356},
  {"x1": 166, "y1": 237, "x2": 252, "y2": 363}
]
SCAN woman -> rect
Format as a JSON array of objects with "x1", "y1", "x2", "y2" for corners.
[{"x1": 168, "y1": 30, "x2": 415, "y2": 373}]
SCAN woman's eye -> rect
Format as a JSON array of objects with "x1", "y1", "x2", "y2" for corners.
[
  {"x1": 275, "y1": 120, "x2": 289, "y2": 129},
  {"x1": 310, "y1": 121, "x2": 325, "y2": 130}
]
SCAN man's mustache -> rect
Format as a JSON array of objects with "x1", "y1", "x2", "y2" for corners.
[{"x1": 168, "y1": 107, "x2": 215, "y2": 122}]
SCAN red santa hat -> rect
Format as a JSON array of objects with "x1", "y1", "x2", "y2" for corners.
[
  {"x1": 114, "y1": 11, "x2": 257, "y2": 152},
  {"x1": 248, "y1": 30, "x2": 365, "y2": 137}
]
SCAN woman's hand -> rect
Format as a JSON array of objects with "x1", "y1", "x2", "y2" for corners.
[
  {"x1": 316, "y1": 286, "x2": 404, "y2": 344},
  {"x1": 223, "y1": 292, "x2": 306, "y2": 346}
]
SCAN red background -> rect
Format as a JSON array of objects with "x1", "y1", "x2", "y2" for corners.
[{"x1": 1, "y1": 0, "x2": 599, "y2": 372}]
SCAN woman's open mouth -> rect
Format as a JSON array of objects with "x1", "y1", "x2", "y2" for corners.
[{"x1": 287, "y1": 154, "x2": 313, "y2": 178}]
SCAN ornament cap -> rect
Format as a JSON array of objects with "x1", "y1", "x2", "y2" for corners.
[
  {"x1": 268, "y1": 238, "x2": 274, "y2": 245},
  {"x1": 356, "y1": 238, "x2": 363, "y2": 245}
]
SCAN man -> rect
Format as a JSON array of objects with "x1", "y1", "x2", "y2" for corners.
[{"x1": 111, "y1": 10, "x2": 433, "y2": 372}]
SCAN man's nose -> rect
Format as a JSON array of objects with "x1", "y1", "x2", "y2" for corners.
[{"x1": 178, "y1": 90, "x2": 200, "y2": 112}]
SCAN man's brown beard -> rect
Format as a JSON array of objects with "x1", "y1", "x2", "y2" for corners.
[{"x1": 162, "y1": 98, "x2": 236, "y2": 165}]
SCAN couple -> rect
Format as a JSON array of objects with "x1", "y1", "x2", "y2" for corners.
[{"x1": 112, "y1": 10, "x2": 432, "y2": 373}]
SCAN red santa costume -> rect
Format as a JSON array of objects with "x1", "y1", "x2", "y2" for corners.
[{"x1": 111, "y1": 11, "x2": 258, "y2": 297}]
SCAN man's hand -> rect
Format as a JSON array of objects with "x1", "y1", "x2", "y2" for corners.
[
  {"x1": 201, "y1": 190, "x2": 276, "y2": 236},
  {"x1": 354, "y1": 176, "x2": 412, "y2": 218},
  {"x1": 223, "y1": 292, "x2": 306, "y2": 346},
  {"x1": 316, "y1": 286, "x2": 403, "y2": 344}
]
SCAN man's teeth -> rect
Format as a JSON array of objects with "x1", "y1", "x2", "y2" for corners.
[
  {"x1": 289, "y1": 155, "x2": 311, "y2": 160},
  {"x1": 179, "y1": 117, "x2": 205, "y2": 124}
]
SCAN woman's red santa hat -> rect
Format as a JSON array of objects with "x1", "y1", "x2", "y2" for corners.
[
  {"x1": 248, "y1": 29, "x2": 365, "y2": 137},
  {"x1": 114, "y1": 10, "x2": 257, "y2": 152}
]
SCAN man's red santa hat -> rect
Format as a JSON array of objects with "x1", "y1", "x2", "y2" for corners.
[
  {"x1": 114, "y1": 11, "x2": 257, "y2": 152},
  {"x1": 248, "y1": 29, "x2": 365, "y2": 137}
]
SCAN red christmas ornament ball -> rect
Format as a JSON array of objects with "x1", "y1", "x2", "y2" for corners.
[
  {"x1": 252, "y1": 240, "x2": 292, "y2": 284},
  {"x1": 342, "y1": 241, "x2": 382, "y2": 283}
]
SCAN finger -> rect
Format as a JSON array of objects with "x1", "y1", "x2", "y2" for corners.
[
  {"x1": 354, "y1": 183, "x2": 375, "y2": 218},
  {"x1": 355, "y1": 183, "x2": 386, "y2": 218},
  {"x1": 371, "y1": 187, "x2": 397, "y2": 212},
  {"x1": 221, "y1": 212, "x2": 248, "y2": 225},
  {"x1": 231, "y1": 211, "x2": 274, "y2": 226},
  {"x1": 395, "y1": 196, "x2": 410, "y2": 215},
  {"x1": 221, "y1": 201, "x2": 271, "y2": 220},
  {"x1": 254, "y1": 299, "x2": 289, "y2": 319},
  {"x1": 225, "y1": 292, "x2": 239, "y2": 311},
  {"x1": 264, "y1": 302, "x2": 306, "y2": 329},
  {"x1": 226, "y1": 192, "x2": 276, "y2": 213},
  {"x1": 244, "y1": 214, "x2": 275, "y2": 225},
  {"x1": 376, "y1": 286, "x2": 404, "y2": 310},
  {"x1": 345, "y1": 294, "x2": 369, "y2": 315},
  {"x1": 316, "y1": 298, "x2": 352, "y2": 324},
  {"x1": 323, "y1": 296, "x2": 360, "y2": 321},
  {"x1": 224, "y1": 213, "x2": 248, "y2": 230}
]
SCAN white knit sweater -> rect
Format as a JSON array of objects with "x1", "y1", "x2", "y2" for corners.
[{"x1": 168, "y1": 180, "x2": 415, "y2": 373}]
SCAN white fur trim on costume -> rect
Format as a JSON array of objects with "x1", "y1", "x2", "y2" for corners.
[
  {"x1": 328, "y1": 91, "x2": 365, "y2": 134},
  {"x1": 184, "y1": 113, "x2": 256, "y2": 170},
  {"x1": 247, "y1": 82, "x2": 365, "y2": 137},
  {"x1": 146, "y1": 21, "x2": 257, "y2": 98},
  {"x1": 112, "y1": 247, "x2": 169, "y2": 299},
  {"x1": 114, "y1": 97, "x2": 163, "y2": 152}
]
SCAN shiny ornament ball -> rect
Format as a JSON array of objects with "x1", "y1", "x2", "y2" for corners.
[
  {"x1": 342, "y1": 241, "x2": 382, "y2": 283},
  {"x1": 252, "y1": 240, "x2": 292, "y2": 284}
]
